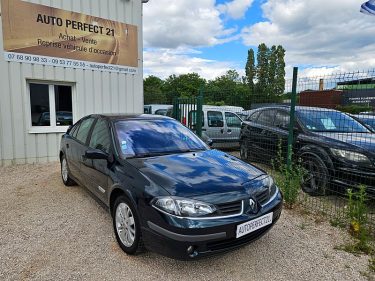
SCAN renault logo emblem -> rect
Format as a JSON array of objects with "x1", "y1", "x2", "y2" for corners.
[{"x1": 249, "y1": 198, "x2": 257, "y2": 213}]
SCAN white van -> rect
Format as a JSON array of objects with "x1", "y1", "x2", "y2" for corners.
[
  {"x1": 186, "y1": 105, "x2": 244, "y2": 148},
  {"x1": 144, "y1": 104, "x2": 172, "y2": 115}
]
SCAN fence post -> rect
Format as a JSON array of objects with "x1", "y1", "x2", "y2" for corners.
[
  {"x1": 287, "y1": 67, "x2": 298, "y2": 169},
  {"x1": 196, "y1": 93, "x2": 203, "y2": 138},
  {"x1": 172, "y1": 97, "x2": 178, "y2": 120}
]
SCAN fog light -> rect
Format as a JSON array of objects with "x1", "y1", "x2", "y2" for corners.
[
  {"x1": 187, "y1": 245, "x2": 195, "y2": 255},
  {"x1": 187, "y1": 245, "x2": 198, "y2": 257}
]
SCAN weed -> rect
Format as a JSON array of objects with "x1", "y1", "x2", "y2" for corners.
[
  {"x1": 330, "y1": 217, "x2": 346, "y2": 228},
  {"x1": 336, "y1": 240, "x2": 373, "y2": 256},
  {"x1": 271, "y1": 140, "x2": 306, "y2": 207},
  {"x1": 346, "y1": 186, "x2": 372, "y2": 249},
  {"x1": 297, "y1": 222, "x2": 308, "y2": 230}
]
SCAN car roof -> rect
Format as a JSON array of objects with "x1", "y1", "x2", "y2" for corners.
[
  {"x1": 88, "y1": 113, "x2": 174, "y2": 121},
  {"x1": 252, "y1": 105, "x2": 341, "y2": 113}
]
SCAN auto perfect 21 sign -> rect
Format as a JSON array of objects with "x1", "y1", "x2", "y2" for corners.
[{"x1": 1, "y1": 0, "x2": 138, "y2": 74}]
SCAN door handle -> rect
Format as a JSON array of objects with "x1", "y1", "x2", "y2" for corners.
[
  {"x1": 66, "y1": 143, "x2": 69, "y2": 149},
  {"x1": 220, "y1": 129, "x2": 224, "y2": 134},
  {"x1": 227, "y1": 129, "x2": 232, "y2": 134}
]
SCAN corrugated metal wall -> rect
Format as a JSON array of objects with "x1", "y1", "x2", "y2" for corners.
[{"x1": 0, "y1": 0, "x2": 144, "y2": 166}]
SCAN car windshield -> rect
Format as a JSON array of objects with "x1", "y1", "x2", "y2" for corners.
[
  {"x1": 114, "y1": 119, "x2": 208, "y2": 158},
  {"x1": 297, "y1": 110, "x2": 370, "y2": 133},
  {"x1": 359, "y1": 117, "x2": 375, "y2": 130}
]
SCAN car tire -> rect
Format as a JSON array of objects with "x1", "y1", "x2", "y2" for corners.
[
  {"x1": 61, "y1": 154, "x2": 76, "y2": 186},
  {"x1": 112, "y1": 196, "x2": 144, "y2": 255},
  {"x1": 240, "y1": 141, "x2": 249, "y2": 161},
  {"x1": 301, "y1": 153, "x2": 329, "y2": 196}
]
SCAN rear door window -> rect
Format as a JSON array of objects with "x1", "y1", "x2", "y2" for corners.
[
  {"x1": 257, "y1": 110, "x2": 276, "y2": 126},
  {"x1": 89, "y1": 119, "x2": 111, "y2": 154},
  {"x1": 274, "y1": 111, "x2": 290, "y2": 128},
  {"x1": 76, "y1": 118, "x2": 95, "y2": 144},
  {"x1": 207, "y1": 111, "x2": 224, "y2": 127}
]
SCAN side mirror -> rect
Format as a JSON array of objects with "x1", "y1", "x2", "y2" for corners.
[
  {"x1": 85, "y1": 149, "x2": 109, "y2": 160},
  {"x1": 206, "y1": 139, "x2": 214, "y2": 147}
]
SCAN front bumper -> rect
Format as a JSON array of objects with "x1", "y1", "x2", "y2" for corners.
[
  {"x1": 141, "y1": 191, "x2": 283, "y2": 260},
  {"x1": 332, "y1": 165, "x2": 375, "y2": 196}
]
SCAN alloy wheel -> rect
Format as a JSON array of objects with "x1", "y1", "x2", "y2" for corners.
[{"x1": 115, "y1": 203, "x2": 136, "y2": 247}]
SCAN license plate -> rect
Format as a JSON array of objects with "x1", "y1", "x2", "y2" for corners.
[{"x1": 236, "y1": 212, "x2": 273, "y2": 239}]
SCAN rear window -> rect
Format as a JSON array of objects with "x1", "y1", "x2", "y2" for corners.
[{"x1": 247, "y1": 111, "x2": 261, "y2": 122}]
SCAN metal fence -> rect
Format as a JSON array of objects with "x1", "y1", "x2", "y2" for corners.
[{"x1": 144, "y1": 69, "x2": 375, "y2": 231}]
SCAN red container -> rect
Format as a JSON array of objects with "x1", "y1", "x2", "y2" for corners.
[{"x1": 299, "y1": 90, "x2": 343, "y2": 109}]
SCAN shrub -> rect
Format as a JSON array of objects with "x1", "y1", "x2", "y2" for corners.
[
  {"x1": 271, "y1": 140, "x2": 305, "y2": 207},
  {"x1": 336, "y1": 104, "x2": 372, "y2": 114}
]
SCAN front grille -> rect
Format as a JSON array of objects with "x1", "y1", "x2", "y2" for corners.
[
  {"x1": 254, "y1": 189, "x2": 270, "y2": 205},
  {"x1": 216, "y1": 201, "x2": 242, "y2": 216},
  {"x1": 207, "y1": 224, "x2": 273, "y2": 251}
]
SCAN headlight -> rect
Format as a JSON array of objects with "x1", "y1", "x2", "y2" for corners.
[
  {"x1": 330, "y1": 148, "x2": 371, "y2": 164},
  {"x1": 152, "y1": 197, "x2": 217, "y2": 217},
  {"x1": 260, "y1": 175, "x2": 277, "y2": 196}
]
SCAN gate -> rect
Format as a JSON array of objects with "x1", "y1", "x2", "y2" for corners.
[{"x1": 172, "y1": 96, "x2": 203, "y2": 137}]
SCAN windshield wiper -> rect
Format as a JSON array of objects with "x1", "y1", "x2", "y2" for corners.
[
  {"x1": 127, "y1": 149, "x2": 205, "y2": 159},
  {"x1": 178, "y1": 148, "x2": 206, "y2": 153},
  {"x1": 127, "y1": 152, "x2": 172, "y2": 159}
]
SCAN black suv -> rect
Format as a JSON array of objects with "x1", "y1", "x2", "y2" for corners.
[{"x1": 239, "y1": 106, "x2": 375, "y2": 196}]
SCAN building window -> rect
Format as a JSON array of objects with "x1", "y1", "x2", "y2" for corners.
[{"x1": 29, "y1": 82, "x2": 73, "y2": 132}]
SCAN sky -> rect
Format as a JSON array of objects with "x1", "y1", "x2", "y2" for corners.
[{"x1": 142, "y1": 0, "x2": 375, "y2": 80}]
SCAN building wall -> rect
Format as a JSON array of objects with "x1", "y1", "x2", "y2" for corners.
[
  {"x1": 299, "y1": 90, "x2": 343, "y2": 109},
  {"x1": 0, "y1": 0, "x2": 144, "y2": 166}
]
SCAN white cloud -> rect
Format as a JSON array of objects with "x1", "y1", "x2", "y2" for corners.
[
  {"x1": 142, "y1": 1, "x2": 250, "y2": 79},
  {"x1": 143, "y1": 48, "x2": 243, "y2": 80},
  {"x1": 241, "y1": 0, "x2": 375, "y2": 76},
  {"x1": 143, "y1": 0, "x2": 237, "y2": 49},
  {"x1": 218, "y1": 0, "x2": 254, "y2": 19}
]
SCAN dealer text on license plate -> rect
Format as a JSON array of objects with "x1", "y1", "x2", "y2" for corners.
[{"x1": 236, "y1": 212, "x2": 273, "y2": 238}]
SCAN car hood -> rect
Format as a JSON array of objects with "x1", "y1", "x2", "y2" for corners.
[
  {"x1": 129, "y1": 149, "x2": 265, "y2": 197},
  {"x1": 312, "y1": 132, "x2": 375, "y2": 152}
]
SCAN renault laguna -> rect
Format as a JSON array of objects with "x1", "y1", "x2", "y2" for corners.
[{"x1": 59, "y1": 114, "x2": 283, "y2": 260}]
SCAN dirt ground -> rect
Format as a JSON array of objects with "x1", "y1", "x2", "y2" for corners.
[{"x1": 0, "y1": 162, "x2": 373, "y2": 281}]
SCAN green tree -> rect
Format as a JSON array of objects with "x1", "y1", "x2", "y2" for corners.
[
  {"x1": 255, "y1": 43, "x2": 270, "y2": 102},
  {"x1": 144, "y1": 75, "x2": 166, "y2": 104},
  {"x1": 275, "y1": 45, "x2": 286, "y2": 96},
  {"x1": 163, "y1": 73, "x2": 206, "y2": 103},
  {"x1": 267, "y1": 45, "x2": 278, "y2": 99},
  {"x1": 206, "y1": 70, "x2": 251, "y2": 108},
  {"x1": 245, "y1": 48, "x2": 256, "y2": 97},
  {"x1": 246, "y1": 43, "x2": 286, "y2": 104}
]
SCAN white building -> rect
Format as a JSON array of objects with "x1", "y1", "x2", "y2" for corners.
[{"x1": 0, "y1": 0, "x2": 145, "y2": 166}]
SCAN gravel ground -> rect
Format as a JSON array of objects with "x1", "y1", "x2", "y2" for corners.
[{"x1": 0, "y1": 162, "x2": 373, "y2": 281}]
